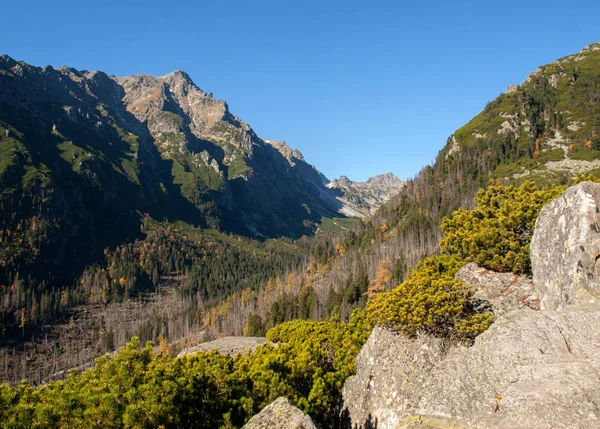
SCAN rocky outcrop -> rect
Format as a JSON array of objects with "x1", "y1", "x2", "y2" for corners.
[
  {"x1": 242, "y1": 397, "x2": 319, "y2": 429},
  {"x1": 177, "y1": 336, "x2": 267, "y2": 358},
  {"x1": 343, "y1": 307, "x2": 600, "y2": 429},
  {"x1": 454, "y1": 263, "x2": 536, "y2": 316},
  {"x1": 341, "y1": 328, "x2": 447, "y2": 428},
  {"x1": 341, "y1": 183, "x2": 600, "y2": 428},
  {"x1": 265, "y1": 139, "x2": 305, "y2": 163},
  {"x1": 416, "y1": 307, "x2": 600, "y2": 428},
  {"x1": 531, "y1": 181, "x2": 600, "y2": 310}
]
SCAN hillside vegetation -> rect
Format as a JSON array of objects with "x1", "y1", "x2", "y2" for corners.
[{"x1": 0, "y1": 180, "x2": 567, "y2": 428}]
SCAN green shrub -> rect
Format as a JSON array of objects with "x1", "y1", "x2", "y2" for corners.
[
  {"x1": 440, "y1": 181, "x2": 564, "y2": 274},
  {"x1": 366, "y1": 255, "x2": 493, "y2": 342},
  {"x1": 0, "y1": 313, "x2": 371, "y2": 429}
]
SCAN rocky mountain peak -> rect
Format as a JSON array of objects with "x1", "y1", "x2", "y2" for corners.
[
  {"x1": 327, "y1": 172, "x2": 405, "y2": 216},
  {"x1": 163, "y1": 69, "x2": 194, "y2": 84},
  {"x1": 336, "y1": 175, "x2": 353, "y2": 186},
  {"x1": 116, "y1": 70, "x2": 240, "y2": 152},
  {"x1": 365, "y1": 172, "x2": 401, "y2": 186}
]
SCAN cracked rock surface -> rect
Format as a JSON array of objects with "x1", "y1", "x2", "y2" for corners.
[
  {"x1": 531, "y1": 181, "x2": 600, "y2": 310},
  {"x1": 342, "y1": 307, "x2": 600, "y2": 429}
]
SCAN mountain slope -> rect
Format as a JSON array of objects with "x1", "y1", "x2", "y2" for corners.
[
  {"x1": 0, "y1": 56, "x2": 349, "y2": 285},
  {"x1": 0, "y1": 55, "x2": 401, "y2": 383},
  {"x1": 446, "y1": 41, "x2": 600, "y2": 183}
]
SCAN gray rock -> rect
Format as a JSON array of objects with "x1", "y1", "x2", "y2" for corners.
[
  {"x1": 341, "y1": 327, "x2": 448, "y2": 429},
  {"x1": 416, "y1": 307, "x2": 600, "y2": 428},
  {"x1": 506, "y1": 84, "x2": 518, "y2": 93},
  {"x1": 341, "y1": 182, "x2": 600, "y2": 428},
  {"x1": 177, "y1": 336, "x2": 267, "y2": 358},
  {"x1": 548, "y1": 72, "x2": 564, "y2": 88},
  {"x1": 242, "y1": 397, "x2": 319, "y2": 429},
  {"x1": 530, "y1": 182, "x2": 600, "y2": 310},
  {"x1": 342, "y1": 307, "x2": 600, "y2": 428},
  {"x1": 454, "y1": 263, "x2": 535, "y2": 316}
]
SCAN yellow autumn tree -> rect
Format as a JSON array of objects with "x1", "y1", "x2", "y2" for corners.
[
  {"x1": 285, "y1": 273, "x2": 295, "y2": 293},
  {"x1": 367, "y1": 259, "x2": 393, "y2": 299}
]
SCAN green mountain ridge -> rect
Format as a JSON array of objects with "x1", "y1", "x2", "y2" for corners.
[{"x1": 448, "y1": 41, "x2": 600, "y2": 182}]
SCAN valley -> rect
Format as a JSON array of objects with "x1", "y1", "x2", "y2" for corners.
[{"x1": 2, "y1": 38, "x2": 600, "y2": 428}]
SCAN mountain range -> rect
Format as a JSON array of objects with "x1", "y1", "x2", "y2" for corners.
[{"x1": 0, "y1": 55, "x2": 397, "y2": 291}]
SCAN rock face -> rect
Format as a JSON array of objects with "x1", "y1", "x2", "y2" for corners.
[
  {"x1": 342, "y1": 308, "x2": 600, "y2": 429},
  {"x1": 416, "y1": 307, "x2": 600, "y2": 428},
  {"x1": 341, "y1": 183, "x2": 600, "y2": 428},
  {"x1": 327, "y1": 172, "x2": 406, "y2": 216},
  {"x1": 242, "y1": 397, "x2": 319, "y2": 429},
  {"x1": 454, "y1": 263, "x2": 536, "y2": 316},
  {"x1": 341, "y1": 328, "x2": 446, "y2": 428},
  {"x1": 530, "y1": 181, "x2": 600, "y2": 310},
  {"x1": 177, "y1": 336, "x2": 267, "y2": 358}
]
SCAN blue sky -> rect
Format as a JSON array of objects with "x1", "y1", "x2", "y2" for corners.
[{"x1": 3, "y1": 0, "x2": 600, "y2": 181}]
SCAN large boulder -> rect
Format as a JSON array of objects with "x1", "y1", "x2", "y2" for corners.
[
  {"x1": 341, "y1": 327, "x2": 447, "y2": 428},
  {"x1": 530, "y1": 181, "x2": 600, "y2": 310},
  {"x1": 341, "y1": 308, "x2": 600, "y2": 428},
  {"x1": 454, "y1": 263, "x2": 535, "y2": 316},
  {"x1": 416, "y1": 307, "x2": 600, "y2": 428},
  {"x1": 242, "y1": 397, "x2": 319, "y2": 429}
]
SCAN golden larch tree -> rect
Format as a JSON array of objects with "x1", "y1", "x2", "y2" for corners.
[{"x1": 367, "y1": 259, "x2": 393, "y2": 299}]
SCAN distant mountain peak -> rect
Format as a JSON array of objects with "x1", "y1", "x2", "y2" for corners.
[
  {"x1": 365, "y1": 172, "x2": 401, "y2": 185},
  {"x1": 163, "y1": 69, "x2": 192, "y2": 80},
  {"x1": 327, "y1": 172, "x2": 405, "y2": 215},
  {"x1": 331, "y1": 175, "x2": 353, "y2": 186}
]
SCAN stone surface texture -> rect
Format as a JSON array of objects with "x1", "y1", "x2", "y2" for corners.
[
  {"x1": 242, "y1": 397, "x2": 319, "y2": 429},
  {"x1": 454, "y1": 263, "x2": 535, "y2": 316},
  {"x1": 341, "y1": 327, "x2": 447, "y2": 429},
  {"x1": 177, "y1": 336, "x2": 267, "y2": 358}
]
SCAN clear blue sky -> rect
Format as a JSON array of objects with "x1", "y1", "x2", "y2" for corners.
[{"x1": 2, "y1": 0, "x2": 600, "y2": 181}]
